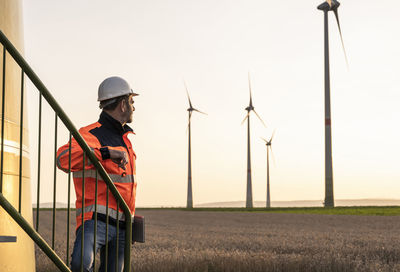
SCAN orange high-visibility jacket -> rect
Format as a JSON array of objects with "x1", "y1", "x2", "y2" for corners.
[{"x1": 56, "y1": 111, "x2": 137, "y2": 229}]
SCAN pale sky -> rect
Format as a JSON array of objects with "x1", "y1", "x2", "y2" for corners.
[{"x1": 22, "y1": 0, "x2": 400, "y2": 207}]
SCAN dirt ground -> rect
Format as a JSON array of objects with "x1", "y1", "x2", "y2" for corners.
[{"x1": 33, "y1": 209, "x2": 400, "y2": 272}]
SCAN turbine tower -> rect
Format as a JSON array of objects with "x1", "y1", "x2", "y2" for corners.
[
  {"x1": 317, "y1": 0, "x2": 348, "y2": 208},
  {"x1": 185, "y1": 81, "x2": 206, "y2": 208},
  {"x1": 262, "y1": 130, "x2": 275, "y2": 208},
  {"x1": 0, "y1": 0, "x2": 35, "y2": 271},
  {"x1": 242, "y1": 74, "x2": 266, "y2": 208}
]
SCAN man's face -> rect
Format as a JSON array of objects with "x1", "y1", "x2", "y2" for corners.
[{"x1": 123, "y1": 95, "x2": 135, "y2": 123}]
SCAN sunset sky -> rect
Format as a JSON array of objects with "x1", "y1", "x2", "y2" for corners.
[{"x1": 22, "y1": 0, "x2": 400, "y2": 207}]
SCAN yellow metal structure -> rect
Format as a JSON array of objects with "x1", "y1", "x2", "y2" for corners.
[{"x1": 0, "y1": 0, "x2": 36, "y2": 271}]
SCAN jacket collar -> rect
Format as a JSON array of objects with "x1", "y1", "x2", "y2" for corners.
[{"x1": 98, "y1": 111, "x2": 133, "y2": 135}]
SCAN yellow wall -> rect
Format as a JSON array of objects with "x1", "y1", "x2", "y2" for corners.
[{"x1": 0, "y1": 0, "x2": 35, "y2": 271}]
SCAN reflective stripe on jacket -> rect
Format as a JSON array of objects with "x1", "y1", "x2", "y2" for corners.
[{"x1": 56, "y1": 111, "x2": 137, "y2": 229}]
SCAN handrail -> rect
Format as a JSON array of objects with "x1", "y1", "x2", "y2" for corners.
[{"x1": 0, "y1": 30, "x2": 132, "y2": 271}]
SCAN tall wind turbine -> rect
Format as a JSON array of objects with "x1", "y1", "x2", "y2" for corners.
[
  {"x1": 242, "y1": 74, "x2": 266, "y2": 208},
  {"x1": 185, "y1": 81, "x2": 206, "y2": 208},
  {"x1": 317, "y1": 0, "x2": 348, "y2": 207},
  {"x1": 262, "y1": 130, "x2": 275, "y2": 208}
]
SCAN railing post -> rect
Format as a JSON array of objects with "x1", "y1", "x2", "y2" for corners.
[
  {"x1": 18, "y1": 70, "x2": 24, "y2": 213},
  {"x1": 105, "y1": 187, "x2": 109, "y2": 271},
  {"x1": 80, "y1": 153, "x2": 85, "y2": 272},
  {"x1": 66, "y1": 132, "x2": 72, "y2": 265},
  {"x1": 93, "y1": 170, "x2": 98, "y2": 270},
  {"x1": 36, "y1": 93, "x2": 42, "y2": 231},
  {"x1": 52, "y1": 113, "x2": 58, "y2": 249},
  {"x1": 124, "y1": 215, "x2": 132, "y2": 272},
  {"x1": 0, "y1": 46, "x2": 6, "y2": 194},
  {"x1": 116, "y1": 201, "x2": 119, "y2": 272}
]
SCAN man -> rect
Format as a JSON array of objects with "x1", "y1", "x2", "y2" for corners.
[{"x1": 56, "y1": 76, "x2": 138, "y2": 272}]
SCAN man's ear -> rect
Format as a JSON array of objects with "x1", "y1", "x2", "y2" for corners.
[{"x1": 119, "y1": 99, "x2": 126, "y2": 112}]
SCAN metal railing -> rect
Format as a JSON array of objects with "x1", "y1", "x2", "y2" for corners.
[{"x1": 0, "y1": 30, "x2": 133, "y2": 272}]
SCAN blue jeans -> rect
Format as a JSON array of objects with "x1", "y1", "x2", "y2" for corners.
[{"x1": 71, "y1": 219, "x2": 126, "y2": 272}]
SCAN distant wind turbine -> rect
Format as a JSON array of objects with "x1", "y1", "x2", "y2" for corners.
[
  {"x1": 317, "y1": 0, "x2": 348, "y2": 208},
  {"x1": 262, "y1": 130, "x2": 275, "y2": 208},
  {"x1": 185, "y1": 81, "x2": 206, "y2": 208},
  {"x1": 242, "y1": 73, "x2": 266, "y2": 208}
]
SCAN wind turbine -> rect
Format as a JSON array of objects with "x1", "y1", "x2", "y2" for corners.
[
  {"x1": 242, "y1": 74, "x2": 266, "y2": 208},
  {"x1": 262, "y1": 130, "x2": 275, "y2": 208},
  {"x1": 184, "y1": 81, "x2": 206, "y2": 208},
  {"x1": 317, "y1": 0, "x2": 348, "y2": 207}
]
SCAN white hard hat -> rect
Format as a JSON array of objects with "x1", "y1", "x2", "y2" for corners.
[{"x1": 98, "y1": 76, "x2": 139, "y2": 102}]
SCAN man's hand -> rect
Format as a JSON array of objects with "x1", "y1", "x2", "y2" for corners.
[{"x1": 109, "y1": 149, "x2": 128, "y2": 170}]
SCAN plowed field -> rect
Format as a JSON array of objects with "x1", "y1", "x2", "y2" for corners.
[{"x1": 34, "y1": 209, "x2": 400, "y2": 272}]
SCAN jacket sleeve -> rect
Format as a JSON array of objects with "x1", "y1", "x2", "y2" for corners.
[{"x1": 56, "y1": 128, "x2": 108, "y2": 173}]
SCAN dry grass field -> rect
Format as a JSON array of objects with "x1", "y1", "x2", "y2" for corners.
[{"x1": 33, "y1": 209, "x2": 400, "y2": 272}]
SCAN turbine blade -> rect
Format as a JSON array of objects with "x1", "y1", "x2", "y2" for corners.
[
  {"x1": 269, "y1": 129, "x2": 276, "y2": 142},
  {"x1": 241, "y1": 112, "x2": 250, "y2": 125},
  {"x1": 253, "y1": 110, "x2": 267, "y2": 128},
  {"x1": 193, "y1": 108, "x2": 207, "y2": 115},
  {"x1": 248, "y1": 72, "x2": 253, "y2": 107},
  {"x1": 183, "y1": 80, "x2": 193, "y2": 108},
  {"x1": 260, "y1": 137, "x2": 268, "y2": 143},
  {"x1": 333, "y1": 8, "x2": 349, "y2": 69}
]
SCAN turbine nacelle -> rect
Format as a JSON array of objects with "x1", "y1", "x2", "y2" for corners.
[
  {"x1": 261, "y1": 133, "x2": 276, "y2": 166},
  {"x1": 262, "y1": 130, "x2": 275, "y2": 147},
  {"x1": 262, "y1": 139, "x2": 272, "y2": 146},
  {"x1": 318, "y1": 0, "x2": 340, "y2": 11},
  {"x1": 245, "y1": 105, "x2": 254, "y2": 112}
]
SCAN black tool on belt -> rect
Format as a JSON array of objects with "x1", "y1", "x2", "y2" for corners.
[{"x1": 132, "y1": 215, "x2": 145, "y2": 243}]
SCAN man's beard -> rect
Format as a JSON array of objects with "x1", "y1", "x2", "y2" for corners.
[{"x1": 125, "y1": 109, "x2": 133, "y2": 123}]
